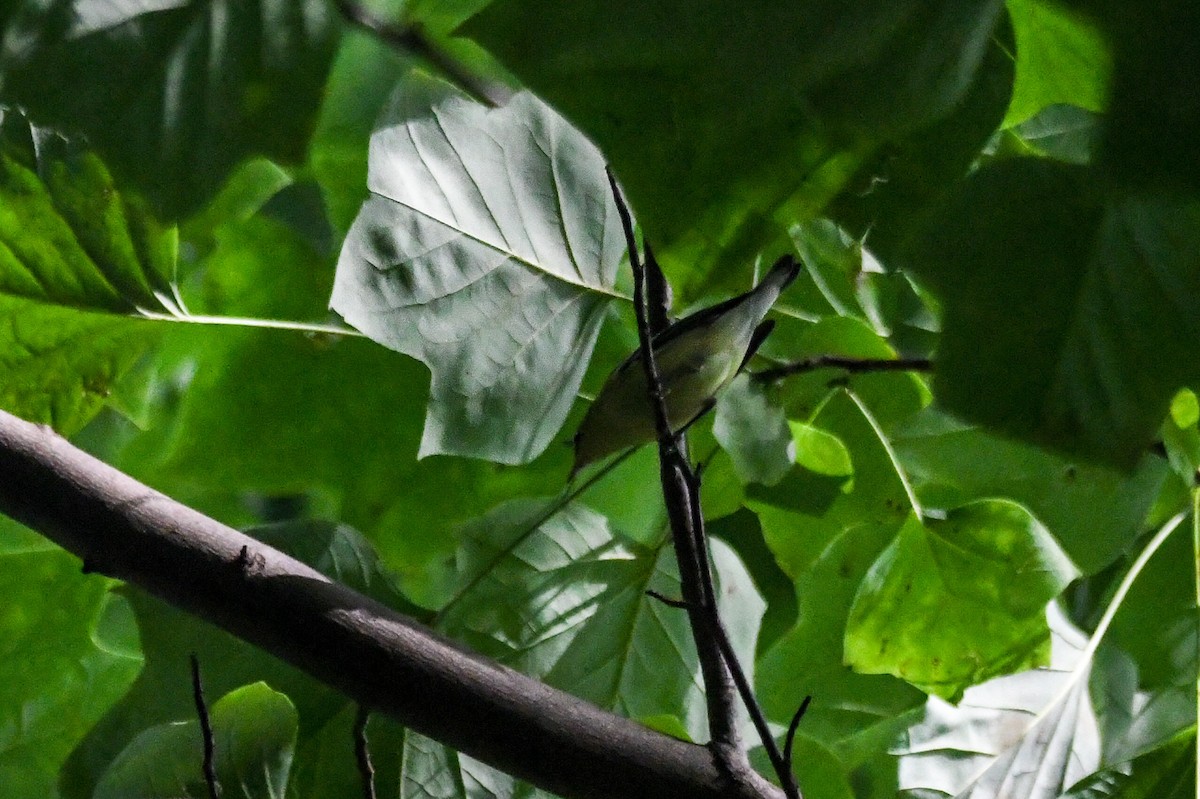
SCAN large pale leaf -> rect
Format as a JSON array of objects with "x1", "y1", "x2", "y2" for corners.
[
  {"x1": 402, "y1": 499, "x2": 764, "y2": 798},
  {"x1": 896, "y1": 606, "x2": 1100, "y2": 798},
  {"x1": 904, "y1": 158, "x2": 1200, "y2": 468},
  {"x1": 0, "y1": 0, "x2": 339, "y2": 218},
  {"x1": 332, "y1": 77, "x2": 625, "y2": 464},
  {"x1": 462, "y1": 0, "x2": 1004, "y2": 285}
]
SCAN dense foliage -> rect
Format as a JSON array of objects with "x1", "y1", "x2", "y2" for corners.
[{"x1": 0, "y1": 0, "x2": 1197, "y2": 797}]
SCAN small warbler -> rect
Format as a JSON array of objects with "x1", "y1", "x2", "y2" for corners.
[{"x1": 571, "y1": 255, "x2": 800, "y2": 477}]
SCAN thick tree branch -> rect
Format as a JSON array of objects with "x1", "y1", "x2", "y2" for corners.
[{"x1": 0, "y1": 410, "x2": 781, "y2": 799}]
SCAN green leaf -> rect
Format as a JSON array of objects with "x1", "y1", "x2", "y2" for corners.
[
  {"x1": 0, "y1": 296, "x2": 158, "y2": 434},
  {"x1": 892, "y1": 408, "x2": 1166, "y2": 574},
  {"x1": 463, "y1": 0, "x2": 1004, "y2": 283},
  {"x1": 714, "y1": 374, "x2": 792, "y2": 485},
  {"x1": 1061, "y1": 729, "x2": 1196, "y2": 799},
  {"x1": 1004, "y1": 0, "x2": 1112, "y2": 126},
  {"x1": 790, "y1": 421, "x2": 853, "y2": 477},
  {"x1": 0, "y1": 524, "x2": 141, "y2": 799},
  {"x1": 904, "y1": 158, "x2": 1200, "y2": 468},
  {"x1": 1096, "y1": 4, "x2": 1200, "y2": 195},
  {"x1": 332, "y1": 76, "x2": 625, "y2": 464},
  {"x1": 0, "y1": 110, "x2": 175, "y2": 313},
  {"x1": 1011, "y1": 104, "x2": 1101, "y2": 165},
  {"x1": 61, "y1": 521, "x2": 411, "y2": 799},
  {"x1": 1, "y1": 0, "x2": 339, "y2": 218},
  {"x1": 753, "y1": 391, "x2": 926, "y2": 751},
  {"x1": 845, "y1": 500, "x2": 1078, "y2": 699},
  {"x1": 829, "y1": 31, "x2": 1014, "y2": 264},
  {"x1": 1170, "y1": 390, "x2": 1200, "y2": 429},
  {"x1": 94, "y1": 682, "x2": 297, "y2": 799}
]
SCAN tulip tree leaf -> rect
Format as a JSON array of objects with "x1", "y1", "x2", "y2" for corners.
[
  {"x1": 0, "y1": 110, "x2": 175, "y2": 313},
  {"x1": 0, "y1": 534, "x2": 140, "y2": 798},
  {"x1": 845, "y1": 500, "x2": 1079, "y2": 700},
  {"x1": 332, "y1": 77, "x2": 625, "y2": 464},
  {"x1": 905, "y1": 158, "x2": 1200, "y2": 468},
  {"x1": 60, "y1": 521, "x2": 413, "y2": 799},
  {"x1": 0, "y1": 0, "x2": 339, "y2": 219},
  {"x1": 892, "y1": 408, "x2": 1166, "y2": 574},
  {"x1": 1004, "y1": 0, "x2": 1111, "y2": 126},
  {"x1": 0, "y1": 111, "x2": 170, "y2": 432},
  {"x1": 896, "y1": 608, "x2": 1101, "y2": 798},
  {"x1": 0, "y1": 296, "x2": 157, "y2": 434},
  {"x1": 752, "y1": 390, "x2": 926, "y2": 750}
]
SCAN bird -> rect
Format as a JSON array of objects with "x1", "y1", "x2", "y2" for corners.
[{"x1": 571, "y1": 254, "x2": 800, "y2": 478}]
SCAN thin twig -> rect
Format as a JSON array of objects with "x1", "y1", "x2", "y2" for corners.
[
  {"x1": 753, "y1": 356, "x2": 932, "y2": 384},
  {"x1": 355, "y1": 705, "x2": 378, "y2": 799},
  {"x1": 706, "y1": 609, "x2": 802, "y2": 799},
  {"x1": 783, "y1": 696, "x2": 812, "y2": 772},
  {"x1": 606, "y1": 168, "x2": 743, "y2": 753},
  {"x1": 645, "y1": 590, "x2": 690, "y2": 610},
  {"x1": 642, "y1": 241, "x2": 672, "y2": 335},
  {"x1": 332, "y1": 0, "x2": 512, "y2": 108},
  {"x1": 190, "y1": 654, "x2": 221, "y2": 799},
  {"x1": 648, "y1": 584, "x2": 804, "y2": 799}
]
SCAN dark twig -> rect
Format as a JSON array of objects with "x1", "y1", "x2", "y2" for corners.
[
  {"x1": 332, "y1": 0, "x2": 512, "y2": 108},
  {"x1": 707, "y1": 616, "x2": 801, "y2": 799},
  {"x1": 753, "y1": 356, "x2": 932, "y2": 384},
  {"x1": 645, "y1": 590, "x2": 690, "y2": 610},
  {"x1": 355, "y1": 705, "x2": 378, "y2": 799},
  {"x1": 783, "y1": 696, "x2": 813, "y2": 773},
  {"x1": 647, "y1": 585, "x2": 803, "y2": 799},
  {"x1": 190, "y1": 654, "x2": 221, "y2": 799},
  {"x1": 642, "y1": 242, "x2": 672, "y2": 335},
  {"x1": 606, "y1": 168, "x2": 743, "y2": 753}
]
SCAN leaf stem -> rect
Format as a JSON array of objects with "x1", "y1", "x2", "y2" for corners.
[
  {"x1": 432, "y1": 449, "x2": 634, "y2": 624},
  {"x1": 844, "y1": 388, "x2": 923, "y2": 519},
  {"x1": 137, "y1": 309, "x2": 367, "y2": 338},
  {"x1": 1083, "y1": 510, "x2": 1187, "y2": 665}
]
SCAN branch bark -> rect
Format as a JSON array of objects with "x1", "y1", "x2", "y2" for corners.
[{"x1": 0, "y1": 409, "x2": 781, "y2": 799}]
